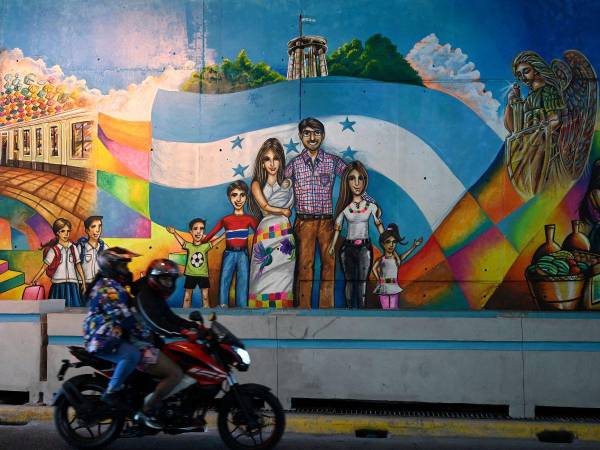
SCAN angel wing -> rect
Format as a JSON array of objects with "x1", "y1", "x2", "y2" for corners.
[{"x1": 555, "y1": 50, "x2": 598, "y2": 181}]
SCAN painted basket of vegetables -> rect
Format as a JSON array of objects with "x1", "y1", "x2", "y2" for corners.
[{"x1": 525, "y1": 250, "x2": 595, "y2": 310}]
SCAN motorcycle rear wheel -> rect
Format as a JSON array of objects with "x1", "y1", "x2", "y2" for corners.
[
  {"x1": 54, "y1": 375, "x2": 124, "y2": 449},
  {"x1": 217, "y1": 388, "x2": 285, "y2": 450}
]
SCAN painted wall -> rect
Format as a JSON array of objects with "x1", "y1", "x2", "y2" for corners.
[{"x1": 0, "y1": 0, "x2": 599, "y2": 312}]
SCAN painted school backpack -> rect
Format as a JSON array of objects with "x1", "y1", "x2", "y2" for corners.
[{"x1": 43, "y1": 244, "x2": 76, "y2": 278}]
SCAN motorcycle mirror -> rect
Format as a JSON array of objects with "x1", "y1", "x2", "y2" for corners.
[
  {"x1": 208, "y1": 312, "x2": 217, "y2": 322},
  {"x1": 189, "y1": 311, "x2": 204, "y2": 324}
]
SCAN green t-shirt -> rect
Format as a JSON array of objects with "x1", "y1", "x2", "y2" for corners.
[{"x1": 183, "y1": 241, "x2": 212, "y2": 277}]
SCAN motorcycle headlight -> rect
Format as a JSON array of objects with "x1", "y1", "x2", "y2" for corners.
[{"x1": 233, "y1": 346, "x2": 251, "y2": 369}]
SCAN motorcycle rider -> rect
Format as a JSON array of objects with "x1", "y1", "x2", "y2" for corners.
[
  {"x1": 132, "y1": 259, "x2": 208, "y2": 427},
  {"x1": 83, "y1": 247, "x2": 146, "y2": 409}
]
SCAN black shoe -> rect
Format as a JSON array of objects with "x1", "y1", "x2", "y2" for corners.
[{"x1": 100, "y1": 391, "x2": 129, "y2": 411}]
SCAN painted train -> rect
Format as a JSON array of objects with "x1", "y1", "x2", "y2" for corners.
[{"x1": 0, "y1": 108, "x2": 96, "y2": 183}]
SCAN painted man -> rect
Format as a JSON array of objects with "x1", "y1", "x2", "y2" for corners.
[
  {"x1": 285, "y1": 117, "x2": 372, "y2": 308},
  {"x1": 76, "y1": 215, "x2": 107, "y2": 286}
]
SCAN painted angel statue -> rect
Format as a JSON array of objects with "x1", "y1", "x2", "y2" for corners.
[{"x1": 504, "y1": 50, "x2": 598, "y2": 198}]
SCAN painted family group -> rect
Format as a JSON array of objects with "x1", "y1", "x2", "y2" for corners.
[{"x1": 28, "y1": 118, "x2": 422, "y2": 309}]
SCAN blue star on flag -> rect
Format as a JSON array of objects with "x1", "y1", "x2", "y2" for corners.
[
  {"x1": 232, "y1": 163, "x2": 249, "y2": 177},
  {"x1": 231, "y1": 136, "x2": 244, "y2": 149},
  {"x1": 285, "y1": 138, "x2": 300, "y2": 154},
  {"x1": 339, "y1": 116, "x2": 356, "y2": 132},
  {"x1": 341, "y1": 146, "x2": 358, "y2": 160}
]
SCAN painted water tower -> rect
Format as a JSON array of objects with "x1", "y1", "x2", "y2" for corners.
[{"x1": 286, "y1": 15, "x2": 328, "y2": 79}]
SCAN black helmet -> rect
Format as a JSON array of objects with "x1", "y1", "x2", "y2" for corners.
[
  {"x1": 147, "y1": 259, "x2": 180, "y2": 298},
  {"x1": 97, "y1": 247, "x2": 139, "y2": 284}
]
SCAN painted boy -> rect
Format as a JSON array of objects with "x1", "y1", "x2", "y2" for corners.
[
  {"x1": 203, "y1": 181, "x2": 259, "y2": 308},
  {"x1": 166, "y1": 218, "x2": 224, "y2": 308},
  {"x1": 76, "y1": 215, "x2": 107, "y2": 286}
]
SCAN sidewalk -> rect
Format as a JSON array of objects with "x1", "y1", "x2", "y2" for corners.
[{"x1": 2, "y1": 405, "x2": 600, "y2": 441}]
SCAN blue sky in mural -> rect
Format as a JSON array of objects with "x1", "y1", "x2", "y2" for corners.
[{"x1": 1, "y1": 0, "x2": 599, "y2": 92}]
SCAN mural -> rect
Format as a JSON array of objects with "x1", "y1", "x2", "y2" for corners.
[{"x1": 1, "y1": 0, "x2": 599, "y2": 312}]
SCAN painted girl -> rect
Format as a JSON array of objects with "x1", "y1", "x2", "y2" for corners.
[
  {"x1": 30, "y1": 218, "x2": 86, "y2": 306},
  {"x1": 247, "y1": 138, "x2": 296, "y2": 308},
  {"x1": 371, "y1": 224, "x2": 422, "y2": 309},
  {"x1": 328, "y1": 161, "x2": 384, "y2": 308}
]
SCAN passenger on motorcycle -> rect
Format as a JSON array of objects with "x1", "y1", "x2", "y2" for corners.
[
  {"x1": 132, "y1": 259, "x2": 208, "y2": 427},
  {"x1": 82, "y1": 247, "x2": 145, "y2": 408}
]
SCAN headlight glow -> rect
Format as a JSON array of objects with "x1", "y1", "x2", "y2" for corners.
[{"x1": 233, "y1": 347, "x2": 251, "y2": 366}]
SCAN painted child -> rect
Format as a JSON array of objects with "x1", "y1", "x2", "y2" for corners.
[
  {"x1": 203, "y1": 181, "x2": 259, "y2": 308},
  {"x1": 76, "y1": 215, "x2": 107, "y2": 288},
  {"x1": 30, "y1": 217, "x2": 86, "y2": 306},
  {"x1": 371, "y1": 224, "x2": 422, "y2": 309},
  {"x1": 166, "y1": 218, "x2": 224, "y2": 308}
]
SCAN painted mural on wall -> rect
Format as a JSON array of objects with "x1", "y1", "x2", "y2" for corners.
[{"x1": 0, "y1": 0, "x2": 599, "y2": 311}]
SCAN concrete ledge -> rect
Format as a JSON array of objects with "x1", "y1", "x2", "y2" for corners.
[{"x1": 2, "y1": 406, "x2": 600, "y2": 441}]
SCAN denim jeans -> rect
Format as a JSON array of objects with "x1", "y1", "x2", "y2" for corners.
[
  {"x1": 96, "y1": 341, "x2": 141, "y2": 393},
  {"x1": 219, "y1": 250, "x2": 249, "y2": 307}
]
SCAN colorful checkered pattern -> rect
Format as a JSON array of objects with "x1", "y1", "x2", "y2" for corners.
[
  {"x1": 249, "y1": 292, "x2": 294, "y2": 308},
  {"x1": 256, "y1": 223, "x2": 292, "y2": 243},
  {"x1": 285, "y1": 149, "x2": 347, "y2": 215}
]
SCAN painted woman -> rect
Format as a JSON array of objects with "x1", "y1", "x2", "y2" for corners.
[
  {"x1": 327, "y1": 161, "x2": 384, "y2": 308},
  {"x1": 247, "y1": 138, "x2": 296, "y2": 308},
  {"x1": 30, "y1": 217, "x2": 86, "y2": 306}
]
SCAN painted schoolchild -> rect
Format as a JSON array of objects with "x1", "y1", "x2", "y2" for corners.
[
  {"x1": 203, "y1": 181, "x2": 259, "y2": 307},
  {"x1": 166, "y1": 218, "x2": 224, "y2": 308},
  {"x1": 30, "y1": 217, "x2": 86, "y2": 306},
  {"x1": 371, "y1": 224, "x2": 422, "y2": 309},
  {"x1": 76, "y1": 215, "x2": 107, "y2": 287}
]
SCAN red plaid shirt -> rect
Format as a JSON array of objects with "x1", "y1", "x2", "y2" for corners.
[{"x1": 286, "y1": 148, "x2": 367, "y2": 215}]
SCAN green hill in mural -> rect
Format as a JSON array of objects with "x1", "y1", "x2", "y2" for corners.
[
  {"x1": 180, "y1": 50, "x2": 285, "y2": 94},
  {"x1": 327, "y1": 34, "x2": 423, "y2": 85}
]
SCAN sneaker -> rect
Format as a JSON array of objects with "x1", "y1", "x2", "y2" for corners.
[
  {"x1": 100, "y1": 391, "x2": 129, "y2": 411},
  {"x1": 134, "y1": 411, "x2": 163, "y2": 430},
  {"x1": 219, "y1": 303, "x2": 228, "y2": 308}
]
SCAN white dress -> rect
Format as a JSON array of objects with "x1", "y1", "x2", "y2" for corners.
[
  {"x1": 249, "y1": 179, "x2": 296, "y2": 308},
  {"x1": 374, "y1": 255, "x2": 403, "y2": 295}
]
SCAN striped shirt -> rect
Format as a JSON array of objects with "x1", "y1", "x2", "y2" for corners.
[
  {"x1": 285, "y1": 148, "x2": 347, "y2": 215},
  {"x1": 204, "y1": 214, "x2": 259, "y2": 249}
]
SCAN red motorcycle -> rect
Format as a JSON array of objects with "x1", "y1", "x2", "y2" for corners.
[{"x1": 53, "y1": 311, "x2": 285, "y2": 450}]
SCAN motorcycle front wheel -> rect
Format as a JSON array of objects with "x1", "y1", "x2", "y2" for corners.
[
  {"x1": 54, "y1": 375, "x2": 124, "y2": 449},
  {"x1": 217, "y1": 387, "x2": 285, "y2": 450}
]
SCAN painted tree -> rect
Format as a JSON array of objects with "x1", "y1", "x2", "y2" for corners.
[
  {"x1": 328, "y1": 34, "x2": 423, "y2": 85},
  {"x1": 181, "y1": 50, "x2": 285, "y2": 94}
]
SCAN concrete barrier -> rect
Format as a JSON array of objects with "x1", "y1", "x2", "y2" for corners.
[
  {"x1": 12, "y1": 307, "x2": 600, "y2": 418},
  {"x1": 0, "y1": 300, "x2": 64, "y2": 403}
]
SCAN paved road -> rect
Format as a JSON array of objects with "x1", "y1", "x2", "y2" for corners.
[{"x1": 0, "y1": 421, "x2": 598, "y2": 449}]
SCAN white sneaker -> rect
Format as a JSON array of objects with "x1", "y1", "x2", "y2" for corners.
[{"x1": 134, "y1": 411, "x2": 162, "y2": 430}]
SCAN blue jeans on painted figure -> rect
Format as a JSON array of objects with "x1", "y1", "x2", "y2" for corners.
[
  {"x1": 219, "y1": 250, "x2": 249, "y2": 307},
  {"x1": 96, "y1": 341, "x2": 141, "y2": 393}
]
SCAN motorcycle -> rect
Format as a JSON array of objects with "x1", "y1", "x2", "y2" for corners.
[{"x1": 53, "y1": 311, "x2": 285, "y2": 450}]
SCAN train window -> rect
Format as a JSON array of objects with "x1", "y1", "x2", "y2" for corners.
[
  {"x1": 36, "y1": 128, "x2": 43, "y2": 156},
  {"x1": 23, "y1": 129, "x2": 31, "y2": 156},
  {"x1": 71, "y1": 121, "x2": 92, "y2": 159},
  {"x1": 50, "y1": 126, "x2": 59, "y2": 157}
]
